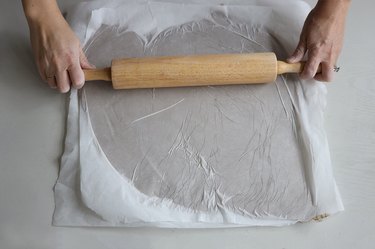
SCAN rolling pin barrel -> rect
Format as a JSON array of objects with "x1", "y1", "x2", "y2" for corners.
[
  {"x1": 110, "y1": 53, "x2": 278, "y2": 89},
  {"x1": 83, "y1": 52, "x2": 307, "y2": 89}
]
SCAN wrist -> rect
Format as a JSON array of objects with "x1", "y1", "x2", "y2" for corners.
[
  {"x1": 316, "y1": 0, "x2": 351, "y2": 11},
  {"x1": 314, "y1": 0, "x2": 351, "y2": 20},
  {"x1": 22, "y1": 0, "x2": 62, "y2": 27},
  {"x1": 317, "y1": 0, "x2": 351, "y2": 4}
]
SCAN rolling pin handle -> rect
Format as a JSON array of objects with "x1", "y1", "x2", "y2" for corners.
[
  {"x1": 84, "y1": 67, "x2": 112, "y2": 81},
  {"x1": 277, "y1": 61, "x2": 304, "y2": 75},
  {"x1": 277, "y1": 61, "x2": 322, "y2": 75}
]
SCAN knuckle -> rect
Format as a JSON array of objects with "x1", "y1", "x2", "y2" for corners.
[
  {"x1": 320, "y1": 39, "x2": 330, "y2": 46},
  {"x1": 309, "y1": 48, "x2": 321, "y2": 58},
  {"x1": 51, "y1": 50, "x2": 77, "y2": 71},
  {"x1": 64, "y1": 51, "x2": 76, "y2": 65},
  {"x1": 50, "y1": 55, "x2": 60, "y2": 68},
  {"x1": 313, "y1": 39, "x2": 330, "y2": 48}
]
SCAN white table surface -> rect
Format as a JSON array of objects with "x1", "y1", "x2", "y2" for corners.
[{"x1": 1, "y1": 0, "x2": 374, "y2": 248}]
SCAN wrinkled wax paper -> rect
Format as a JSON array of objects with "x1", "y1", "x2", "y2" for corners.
[{"x1": 53, "y1": 0, "x2": 343, "y2": 227}]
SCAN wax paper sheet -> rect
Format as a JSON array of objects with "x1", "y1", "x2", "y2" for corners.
[{"x1": 53, "y1": 0, "x2": 343, "y2": 227}]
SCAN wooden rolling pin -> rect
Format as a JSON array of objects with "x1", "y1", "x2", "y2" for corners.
[{"x1": 83, "y1": 52, "x2": 309, "y2": 89}]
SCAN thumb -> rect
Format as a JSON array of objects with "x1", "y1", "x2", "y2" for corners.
[
  {"x1": 287, "y1": 39, "x2": 307, "y2": 63},
  {"x1": 79, "y1": 49, "x2": 95, "y2": 69}
]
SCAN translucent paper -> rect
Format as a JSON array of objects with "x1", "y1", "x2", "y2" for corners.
[{"x1": 53, "y1": 0, "x2": 343, "y2": 227}]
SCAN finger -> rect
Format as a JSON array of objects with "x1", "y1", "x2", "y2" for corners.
[
  {"x1": 42, "y1": 65, "x2": 57, "y2": 89},
  {"x1": 314, "y1": 62, "x2": 334, "y2": 82},
  {"x1": 55, "y1": 70, "x2": 71, "y2": 93},
  {"x1": 36, "y1": 59, "x2": 48, "y2": 82},
  {"x1": 68, "y1": 61, "x2": 85, "y2": 89},
  {"x1": 46, "y1": 76, "x2": 57, "y2": 89},
  {"x1": 79, "y1": 49, "x2": 95, "y2": 69},
  {"x1": 300, "y1": 50, "x2": 321, "y2": 80},
  {"x1": 287, "y1": 39, "x2": 307, "y2": 63}
]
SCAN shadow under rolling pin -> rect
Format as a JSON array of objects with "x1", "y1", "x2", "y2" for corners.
[{"x1": 83, "y1": 52, "x2": 319, "y2": 90}]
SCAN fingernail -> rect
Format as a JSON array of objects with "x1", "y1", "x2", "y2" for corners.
[
  {"x1": 76, "y1": 81, "x2": 85, "y2": 89},
  {"x1": 60, "y1": 86, "x2": 70, "y2": 93}
]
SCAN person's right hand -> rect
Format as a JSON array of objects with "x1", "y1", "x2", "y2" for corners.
[
  {"x1": 287, "y1": 0, "x2": 350, "y2": 82},
  {"x1": 23, "y1": 0, "x2": 95, "y2": 93}
]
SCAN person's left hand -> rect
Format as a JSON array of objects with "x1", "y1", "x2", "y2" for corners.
[{"x1": 287, "y1": 0, "x2": 350, "y2": 82}]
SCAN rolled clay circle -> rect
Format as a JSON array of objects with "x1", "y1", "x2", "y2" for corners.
[{"x1": 83, "y1": 16, "x2": 315, "y2": 219}]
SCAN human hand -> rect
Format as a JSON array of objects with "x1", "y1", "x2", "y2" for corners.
[
  {"x1": 23, "y1": 0, "x2": 94, "y2": 93},
  {"x1": 287, "y1": 0, "x2": 350, "y2": 82}
]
